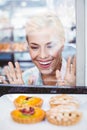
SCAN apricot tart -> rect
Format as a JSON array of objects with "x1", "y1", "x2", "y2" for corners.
[
  {"x1": 14, "y1": 95, "x2": 43, "y2": 108},
  {"x1": 11, "y1": 106, "x2": 45, "y2": 124}
]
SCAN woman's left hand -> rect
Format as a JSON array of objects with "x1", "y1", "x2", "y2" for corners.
[{"x1": 56, "y1": 56, "x2": 76, "y2": 87}]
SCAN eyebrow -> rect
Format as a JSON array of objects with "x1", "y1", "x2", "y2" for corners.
[
  {"x1": 30, "y1": 43, "x2": 38, "y2": 46},
  {"x1": 47, "y1": 42, "x2": 52, "y2": 45},
  {"x1": 30, "y1": 42, "x2": 52, "y2": 46}
]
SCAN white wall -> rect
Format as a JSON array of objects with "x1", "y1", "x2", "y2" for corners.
[{"x1": 85, "y1": 0, "x2": 87, "y2": 86}]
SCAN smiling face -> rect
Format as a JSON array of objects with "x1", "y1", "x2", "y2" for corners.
[
  {"x1": 26, "y1": 12, "x2": 65, "y2": 75},
  {"x1": 27, "y1": 27, "x2": 64, "y2": 75}
]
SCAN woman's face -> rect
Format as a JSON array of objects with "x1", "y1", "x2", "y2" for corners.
[{"x1": 27, "y1": 27, "x2": 64, "y2": 75}]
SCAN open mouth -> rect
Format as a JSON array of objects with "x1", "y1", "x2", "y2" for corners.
[{"x1": 38, "y1": 60, "x2": 52, "y2": 69}]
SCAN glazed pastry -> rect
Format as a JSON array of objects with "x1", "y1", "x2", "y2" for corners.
[
  {"x1": 49, "y1": 94, "x2": 79, "y2": 108},
  {"x1": 12, "y1": 43, "x2": 27, "y2": 52},
  {"x1": 14, "y1": 95, "x2": 43, "y2": 108},
  {"x1": 11, "y1": 106, "x2": 45, "y2": 124},
  {"x1": 46, "y1": 105, "x2": 82, "y2": 126}
]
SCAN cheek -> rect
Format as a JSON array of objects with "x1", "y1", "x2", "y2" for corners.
[
  {"x1": 29, "y1": 49, "x2": 38, "y2": 60},
  {"x1": 49, "y1": 49, "x2": 59, "y2": 58},
  {"x1": 48, "y1": 45, "x2": 63, "y2": 58}
]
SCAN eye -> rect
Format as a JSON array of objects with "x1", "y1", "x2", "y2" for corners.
[
  {"x1": 30, "y1": 46, "x2": 39, "y2": 50},
  {"x1": 47, "y1": 42, "x2": 57, "y2": 49},
  {"x1": 47, "y1": 44, "x2": 54, "y2": 48}
]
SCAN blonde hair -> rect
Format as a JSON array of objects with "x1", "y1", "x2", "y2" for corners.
[{"x1": 25, "y1": 11, "x2": 65, "y2": 43}]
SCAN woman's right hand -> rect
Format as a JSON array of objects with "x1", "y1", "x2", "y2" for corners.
[
  {"x1": 3, "y1": 62, "x2": 24, "y2": 85},
  {"x1": 0, "y1": 76, "x2": 8, "y2": 84}
]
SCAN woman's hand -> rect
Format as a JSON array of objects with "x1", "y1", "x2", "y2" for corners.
[
  {"x1": 56, "y1": 56, "x2": 76, "y2": 87},
  {"x1": 0, "y1": 76, "x2": 8, "y2": 84},
  {"x1": 3, "y1": 62, "x2": 24, "y2": 85}
]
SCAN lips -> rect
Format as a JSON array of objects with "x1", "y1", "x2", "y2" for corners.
[{"x1": 38, "y1": 60, "x2": 53, "y2": 69}]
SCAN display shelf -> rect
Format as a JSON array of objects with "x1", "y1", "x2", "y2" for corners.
[
  {"x1": 0, "y1": 84, "x2": 87, "y2": 96},
  {"x1": 0, "y1": 51, "x2": 34, "y2": 72},
  {"x1": 0, "y1": 42, "x2": 28, "y2": 52},
  {"x1": 0, "y1": 52, "x2": 14, "y2": 67}
]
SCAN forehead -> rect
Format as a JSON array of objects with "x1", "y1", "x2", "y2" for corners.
[{"x1": 27, "y1": 27, "x2": 59, "y2": 44}]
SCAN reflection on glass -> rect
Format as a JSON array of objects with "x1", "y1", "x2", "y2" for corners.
[{"x1": 0, "y1": 0, "x2": 76, "y2": 87}]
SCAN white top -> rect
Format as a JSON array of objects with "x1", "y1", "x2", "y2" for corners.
[{"x1": 22, "y1": 58, "x2": 66, "y2": 85}]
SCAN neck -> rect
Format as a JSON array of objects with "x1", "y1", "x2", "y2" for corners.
[{"x1": 41, "y1": 72, "x2": 56, "y2": 86}]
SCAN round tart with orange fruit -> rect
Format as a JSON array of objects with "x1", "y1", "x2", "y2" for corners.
[
  {"x1": 11, "y1": 106, "x2": 45, "y2": 124},
  {"x1": 14, "y1": 95, "x2": 43, "y2": 108}
]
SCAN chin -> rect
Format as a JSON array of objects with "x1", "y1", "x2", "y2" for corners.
[{"x1": 40, "y1": 69, "x2": 53, "y2": 75}]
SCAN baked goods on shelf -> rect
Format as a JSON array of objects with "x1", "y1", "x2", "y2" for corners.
[
  {"x1": 49, "y1": 94, "x2": 79, "y2": 108},
  {"x1": 46, "y1": 105, "x2": 82, "y2": 126},
  {"x1": 12, "y1": 42, "x2": 28, "y2": 52},
  {"x1": 11, "y1": 106, "x2": 45, "y2": 124},
  {"x1": 0, "y1": 43, "x2": 11, "y2": 52},
  {"x1": 0, "y1": 42, "x2": 28, "y2": 52},
  {"x1": 46, "y1": 94, "x2": 82, "y2": 126},
  {"x1": 14, "y1": 95, "x2": 43, "y2": 108},
  {"x1": 10, "y1": 94, "x2": 82, "y2": 126}
]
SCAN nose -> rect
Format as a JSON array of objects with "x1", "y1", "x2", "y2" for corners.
[{"x1": 39, "y1": 48, "x2": 48, "y2": 59}]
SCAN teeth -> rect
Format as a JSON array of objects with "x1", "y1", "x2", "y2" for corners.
[{"x1": 39, "y1": 61, "x2": 52, "y2": 65}]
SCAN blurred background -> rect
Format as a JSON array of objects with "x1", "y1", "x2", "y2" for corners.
[{"x1": 0, "y1": 0, "x2": 76, "y2": 75}]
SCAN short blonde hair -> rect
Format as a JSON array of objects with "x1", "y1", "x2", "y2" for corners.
[{"x1": 25, "y1": 11, "x2": 65, "y2": 43}]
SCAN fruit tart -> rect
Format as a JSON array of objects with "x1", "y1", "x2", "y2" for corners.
[
  {"x1": 11, "y1": 106, "x2": 45, "y2": 124},
  {"x1": 14, "y1": 95, "x2": 43, "y2": 108}
]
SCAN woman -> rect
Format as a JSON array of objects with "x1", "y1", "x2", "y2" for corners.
[{"x1": 0, "y1": 12, "x2": 76, "y2": 87}]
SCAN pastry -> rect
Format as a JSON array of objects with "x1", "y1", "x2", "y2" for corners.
[
  {"x1": 0, "y1": 43, "x2": 11, "y2": 52},
  {"x1": 14, "y1": 95, "x2": 43, "y2": 108},
  {"x1": 11, "y1": 106, "x2": 45, "y2": 124},
  {"x1": 46, "y1": 105, "x2": 82, "y2": 126},
  {"x1": 49, "y1": 94, "x2": 79, "y2": 108},
  {"x1": 12, "y1": 43, "x2": 27, "y2": 51}
]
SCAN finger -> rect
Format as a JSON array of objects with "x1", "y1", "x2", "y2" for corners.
[
  {"x1": 56, "y1": 70, "x2": 62, "y2": 80},
  {"x1": 66, "y1": 56, "x2": 72, "y2": 73},
  {"x1": 15, "y1": 62, "x2": 23, "y2": 80},
  {"x1": 56, "y1": 70, "x2": 62, "y2": 85},
  {"x1": 0, "y1": 76, "x2": 9, "y2": 84},
  {"x1": 2, "y1": 80, "x2": 8, "y2": 84},
  {"x1": 0, "y1": 78, "x2": 8, "y2": 84},
  {"x1": 56, "y1": 80, "x2": 66, "y2": 86},
  {"x1": 8, "y1": 62, "x2": 17, "y2": 80},
  {"x1": 0, "y1": 76, "x2": 4, "y2": 84},
  {"x1": 4, "y1": 66, "x2": 13, "y2": 83},
  {"x1": 0, "y1": 76, "x2": 2, "y2": 83},
  {"x1": 28, "y1": 77, "x2": 34, "y2": 85},
  {"x1": 71, "y1": 56, "x2": 76, "y2": 75}
]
